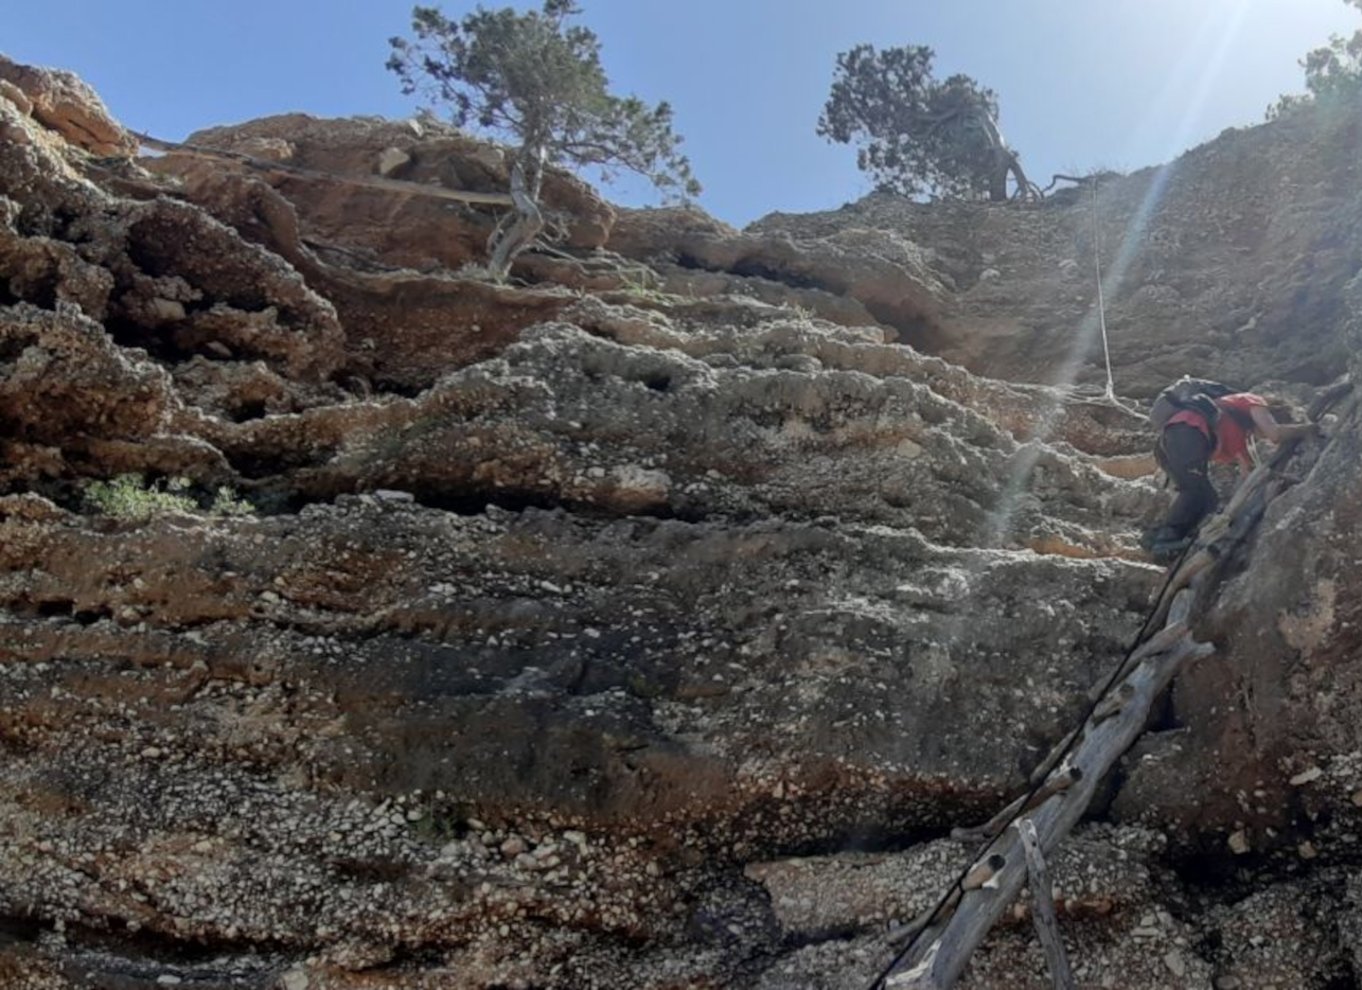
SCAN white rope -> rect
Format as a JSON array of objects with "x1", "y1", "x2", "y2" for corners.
[
  {"x1": 1090, "y1": 180, "x2": 1117, "y2": 402},
  {"x1": 1086, "y1": 180, "x2": 1146, "y2": 420}
]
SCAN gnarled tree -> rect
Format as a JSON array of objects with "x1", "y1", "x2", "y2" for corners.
[
  {"x1": 388, "y1": 0, "x2": 700, "y2": 278},
  {"x1": 817, "y1": 44, "x2": 1037, "y2": 202},
  {"x1": 1269, "y1": 0, "x2": 1362, "y2": 117}
]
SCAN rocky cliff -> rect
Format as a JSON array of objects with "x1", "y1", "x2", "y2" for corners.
[{"x1": 1, "y1": 54, "x2": 1360, "y2": 990}]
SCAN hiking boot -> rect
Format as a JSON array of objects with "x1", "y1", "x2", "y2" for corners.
[
  {"x1": 1147, "y1": 534, "x2": 1193, "y2": 564},
  {"x1": 1140, "y1": 526, "x2": 1182, "y2": 552}
]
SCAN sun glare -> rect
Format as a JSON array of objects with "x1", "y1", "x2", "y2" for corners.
[{"x1": 981, "y1": 0, "x2": 1257, "y2": 550}]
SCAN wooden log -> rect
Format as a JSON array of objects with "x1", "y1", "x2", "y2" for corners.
[
  {"x1": 961, "y1": 853, "x2": 1007, "y2": 891},
  {"x1": 1016, "y1": 818, "x2": 1076, "y2": 990},
  {"x1": 1305, "y1": 379, "x2": 1353, "y2": 421},
  {"x1": 1150, "y1": 551, "x2": 1214, "y2": 628},
  {"x1": 1090, "y1": 682, "x2": 1134, "y2": 725},
  {"x1": 1219, "y1": 462, "x2": 1272, "y2": 521},
  {"x1": 882, "y1": 634, "x2": 1215, "y2": 989},
  {"x1": 1193, "y1": 513, "x2": 1230, "y2": 548},
  {"x1": 1166, "y1": 588, "x2": 1195, "y2": 626},
  {"x1": 1100, "y1": 596, "x2": 1198, "y2": 713},
  {"x1": 1028, "y1": 723, "x2": 1084, "y2": 788},
  {"x1": 886, "y1": 889, "x2": 961, "y2": 950},
  {"x1": 951, "y1": 767, "x2": 1083, "y2": 843},
  {"x1": 1168, "y1": 547, "x2": 1215, "y2": 594},
  {"x1": 1088, "y1": 619, "x2": 1190, "y2": 702}
]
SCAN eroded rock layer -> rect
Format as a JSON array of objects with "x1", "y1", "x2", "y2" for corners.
[{"x1": 2, "y1": 55, "x2": 1361, "y2": 990}]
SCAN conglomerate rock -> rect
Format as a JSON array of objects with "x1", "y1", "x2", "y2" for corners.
[
  {"x1": 130, "y1": 155, "x2": 579, "y2": 394},
  {"x1": 1, "y1": 57, "x2": 1361, "y2": 990},
  {"x1": 608, "y1": 205, "x2": 954, "y2": 349}
]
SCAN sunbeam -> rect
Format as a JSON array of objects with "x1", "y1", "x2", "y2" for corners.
[{"x1": 981, "y1": 0, "x2": 1257, "y2": 550}]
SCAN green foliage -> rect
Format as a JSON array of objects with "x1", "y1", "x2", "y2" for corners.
[
  {"x1": 84, "y1": 474, "x2": 254, "y2": 520},
  {"x1": 1268, "y1": 0, "x2": 1362, "y2": 118},
  {"x1": 210, "y1": 486, "x2": 256, "y2": 517},
  {"x1": 818, "y1": 44, "x2": 1025, "y2": 201},
  {"x1": 406, "y1": 795, "x2": 477, "y2": 844},
  {"x1": 612, "y1": 278, "x2": 684, "y2": 306},
  {"x1": 85, "y1": 475, "x2": 196, "y2": 519},
  {"x1": 387, "y1": 2, "x2": 699, "y2": 198}
]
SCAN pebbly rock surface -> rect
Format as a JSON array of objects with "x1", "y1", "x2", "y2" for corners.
[{"x1": 1, "y1": 57, "x2": 1361, "y2": 990}]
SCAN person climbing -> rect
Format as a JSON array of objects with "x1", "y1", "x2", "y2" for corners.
[{"x1": 1144, "y1": 377, "x2": 1318, "y2": 561}]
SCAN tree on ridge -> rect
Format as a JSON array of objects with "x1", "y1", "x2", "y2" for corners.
[
  {"x1": 387, "y1": 0, "x2": 700, "y2": 279},
  {"x1": 818, "y1": 43, "x2": 1038, "y2": 203},
  {"x1": 1269, "y1": 0, "x2": 1362, "y2": 117}
]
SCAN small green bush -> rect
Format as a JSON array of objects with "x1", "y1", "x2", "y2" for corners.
[
  {"x1": 210, "y1": 486, "x2": 255, "y2": 517},
  {"x1": 84, "y1": 474, "x2": 254, "y2": 520}
]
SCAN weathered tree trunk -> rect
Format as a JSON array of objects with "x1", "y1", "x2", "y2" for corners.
[
  {"x1": 987, "y1": 156, "x2": 1009, "y2": 203},
  {"x1": 486, "y1": 144, "x2": 546, "y2": 280},
  {"x1": 976, "y1": 114, "x2": 1035, "y2": 202},
  {"x1": 1005, "y1": 153, "x2": 1039, "y2": 201}
]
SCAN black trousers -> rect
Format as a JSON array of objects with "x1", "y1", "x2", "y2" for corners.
[{"x1": 1156, "y1": 424, "x2": 1216, "y2": 541}]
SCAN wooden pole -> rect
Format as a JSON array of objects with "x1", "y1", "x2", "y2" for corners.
[
  {"x1": 951, "y1": 767, "x2": 1081, "y2": 843},
  {"x1": 1016, "y1": 818, "x2": 1075, "y2": 990}
]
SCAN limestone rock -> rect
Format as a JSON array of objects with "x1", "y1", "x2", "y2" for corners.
[
  {"x1": 0, "y1": 54, "x2": 135, "y2": 155},
  {"x1": 3, "y1": 53, "x2": 1362, "y2": 990}
]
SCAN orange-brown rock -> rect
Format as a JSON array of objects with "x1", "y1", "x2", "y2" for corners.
[
  {"x1": 147, "y1": 113, "x2": 615, "y2": 272},
  {"x1": 0, "y1": 53, "x2": 136, "y2": 155}
]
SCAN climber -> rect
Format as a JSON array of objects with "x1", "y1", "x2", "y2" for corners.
[{"x1": 1144, "y1": 378, "x2": 1318, "y2": 561}]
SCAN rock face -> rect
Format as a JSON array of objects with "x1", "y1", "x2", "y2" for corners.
[
  {"x1": 1114, "y1": 277, "x2": 1362, "y2": 853},
  {"x1": 154, "y1": 113, "x2": 615, "y2": 270},
  {"x1": 1, "y1": 57, "x2": 1361, "y2": 990},
  {"x1": 0, "y1": 54, "x2": 136, "y2": 155},
  {"x1": 657, "y1": 106, "x2": 1362, "y2": 399}
]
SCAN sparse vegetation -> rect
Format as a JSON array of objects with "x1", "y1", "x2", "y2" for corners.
[
  {"x1": 818, "y1": 44, "x2": 1038, "y2": 202},
  {"x1": 209, "y1": 486, "x2": 256, "y2": 517},
  {"x1": 387, "y1": 0, "x2": 700, "y2": 279},
  {"x1": 606, "y1": 265, "x2": 688, "y2": 306},
  {"x1": 1268, "y1": 0, "x2": 1362, "y2": 118},
  {"x1": 84, "y1": 474, "x2": 254, "y2": 520}
]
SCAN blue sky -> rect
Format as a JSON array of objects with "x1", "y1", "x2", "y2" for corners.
[{"x1": 5, "y1": 0, "x2": 1357, "y2": 226}]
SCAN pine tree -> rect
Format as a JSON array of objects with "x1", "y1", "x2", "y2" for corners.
[
  {"x1": 1269, "y1": 0, "x2": 1362, "y2": 118},
  {"x1": 388, "y1": 1, "x2": 699, "y2": 278},
  {"x1": 817, "y1": 44, "x2": 1036, "y2": 202}
]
